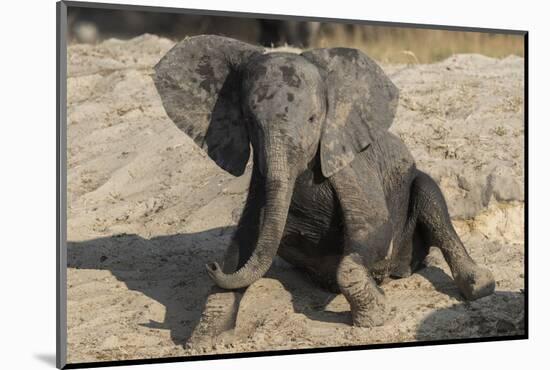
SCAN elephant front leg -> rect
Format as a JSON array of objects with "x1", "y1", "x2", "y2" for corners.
[
  {"x1": 192, "y1": 169, "x2": 265, "y2": 343},
  {"x1": 330, "y1": 165, "x2": 392, "y2": 327},
  {"x1": 337, "y1": 253, "x2": 386, "y2": 327}
]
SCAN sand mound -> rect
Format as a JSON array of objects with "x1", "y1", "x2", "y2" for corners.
[{"x1": 66, "y1": 35, "x2": 524, "y2": 363}]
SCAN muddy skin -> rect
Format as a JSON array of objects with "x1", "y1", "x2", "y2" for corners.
[{"x1": 154, "y1": 35, "x2": 495, "y2": 328}]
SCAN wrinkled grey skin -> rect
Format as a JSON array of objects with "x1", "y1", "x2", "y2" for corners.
[{"x1": 154, "y1": 35, "x2": 495, "y2": 327}]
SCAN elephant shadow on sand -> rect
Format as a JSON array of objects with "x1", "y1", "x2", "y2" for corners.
[
  {"x1": 67, "y1": 228, "x2": 524, "y2": 348},
  {"x1": 68, "y1": 227, "x2": 235, "y2": 347},
  {"x1": 414, "y1": 267, "x2": 525, "y2": 341},
  {"x1": 67, "y1": 227, "x2": 351, "y2": 348}
]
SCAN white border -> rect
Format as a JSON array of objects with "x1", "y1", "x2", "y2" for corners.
[{"x1": 2, "y1": 0, "x2": 547, "y2": 369}]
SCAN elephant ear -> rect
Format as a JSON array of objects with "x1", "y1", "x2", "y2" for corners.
[
  {"x1": 301, "y1": 48, "x2": 399, "y2": 178},
  {"x1": 153, "y1": 35, "x2": 265, "y2": 176}
]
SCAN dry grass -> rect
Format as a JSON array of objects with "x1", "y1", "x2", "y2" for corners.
[{"x1": 312, "y1": 25, "x2": 524, "y2": 63}]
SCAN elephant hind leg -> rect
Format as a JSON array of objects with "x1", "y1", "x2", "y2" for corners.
[
  {"x1": 410, "y1": 171, "x2": 495, "y2": 300},
  {"x1": 390, "y1": 227, "x2": 430, "y2": 279}
]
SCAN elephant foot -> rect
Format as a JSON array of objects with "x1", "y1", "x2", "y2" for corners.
[
  {"x1": 337, "y1": 254, "x2": 386, "y2": 328},
  {"x1": 350, "y1": 283, "x2": 386, "y2": 328},
  {"x1": 454, "y1": 263, "x2": 495, "y2": 301},
  {"x1": 188, "y1": 287, "x2": 242, "y2": 347}
]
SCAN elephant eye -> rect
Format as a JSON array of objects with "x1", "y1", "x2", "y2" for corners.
[{"x1": 308, "y1": 115, "x2": 316, "y2": 123}]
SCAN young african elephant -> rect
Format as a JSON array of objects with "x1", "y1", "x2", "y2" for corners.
[{"x1": 153, "y1": 35, "x2": 495, "y2": 327}]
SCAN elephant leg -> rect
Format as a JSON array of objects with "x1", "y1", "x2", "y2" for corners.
[
  {"x1": 330, "y1": 165, "x2": 392, "y2": 327},
  {"x1": 188, "y1": 285, "x2": 243, "y2": 346},
  {"x1": 337, "y1": 253, "x2": 387, "y2": 327},
  {"x1": 410, "y1": 171, "x2": 495, "y2": 300},
  {"x1": 194, "y1": 168, "x2": 265, "y2": 341}
]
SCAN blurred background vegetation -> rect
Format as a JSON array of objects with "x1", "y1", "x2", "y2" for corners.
[{"x1": 68, "y1": 6, "x2": 524, "y2": 64}]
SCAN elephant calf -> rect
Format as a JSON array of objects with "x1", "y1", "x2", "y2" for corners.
[{"x1": 153, "y1": 35, "x2": 495, "y2": 327}]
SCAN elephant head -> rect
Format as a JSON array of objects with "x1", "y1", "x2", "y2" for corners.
[{"x1": 153, "y1": 35, "x2": 398, "y2": 289}]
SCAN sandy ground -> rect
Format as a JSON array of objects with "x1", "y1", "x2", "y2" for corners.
[{"x1": 66, "y1": 35, "x2": 525, "y2": 363}]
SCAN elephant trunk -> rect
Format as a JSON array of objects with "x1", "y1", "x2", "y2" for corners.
[{"x1": 206, "y1": 140, "x2": 294, "y2": 289}]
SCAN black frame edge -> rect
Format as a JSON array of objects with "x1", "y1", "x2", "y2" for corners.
[
  {"x1": 57, "y1": 1, "x2": 68, "y2": 369},
  {"x1": 523, "y1": 32, "x2": 529, "y2": 338}
]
